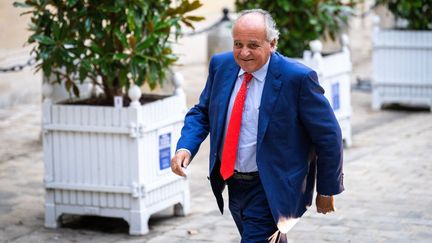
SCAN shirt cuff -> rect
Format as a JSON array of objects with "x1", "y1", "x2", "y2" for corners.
[{"x1": 176, "y1": 148, "x2": 191, "y2": 157}]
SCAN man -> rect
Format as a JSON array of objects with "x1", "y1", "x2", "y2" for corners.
[{"x1": 171, "y1": 9, "x2": 344, "y2": 242}]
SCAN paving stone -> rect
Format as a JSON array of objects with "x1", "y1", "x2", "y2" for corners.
[{"x1": 1, "y1": 1, "x2": 432, "y2": 242}]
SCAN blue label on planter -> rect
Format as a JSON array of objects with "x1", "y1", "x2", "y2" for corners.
[
  {"x1": 159, "y1": 133, "x2": 171, "y2": 170},
  {"x1": 332, "y1": 82, "x2": 340, "y2": 111}
]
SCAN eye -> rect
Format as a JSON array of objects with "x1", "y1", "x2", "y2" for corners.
[
  {"x1": 234, "y1": 42, "x2": 242, "y2": 48},
  {"x1": 248, "y1": 43, "x2": 259, "y2": 49}
]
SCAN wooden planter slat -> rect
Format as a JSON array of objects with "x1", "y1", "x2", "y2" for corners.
[{"x1": 372, "y1": 20, "x2": 432, "y2": 111}]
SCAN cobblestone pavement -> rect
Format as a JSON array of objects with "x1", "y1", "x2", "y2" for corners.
[
  {"x1": 1, "y1": 1, "x2": 432, "y2": 242},
  {"x1": 1, "y1": 75, "x2": 432, "y2": 243}
]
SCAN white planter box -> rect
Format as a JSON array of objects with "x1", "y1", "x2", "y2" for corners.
[
  {"x1": 41, "y1": 81, "x2": 190, "y2": 235},
  {"x1": 372, "y1": 18, "x2": 432, "y2": 111},
  {"x1": 300, "y1": 36, "x2": 353, "y2": 147}
]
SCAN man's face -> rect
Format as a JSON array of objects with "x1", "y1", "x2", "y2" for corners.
[{"x1": 232, "y1": 14, "x2": 275, "y2": 73}]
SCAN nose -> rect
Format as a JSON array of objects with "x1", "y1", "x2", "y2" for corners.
[{"x1": 240, "y1": 47, "x2": 250, "y2": 57}]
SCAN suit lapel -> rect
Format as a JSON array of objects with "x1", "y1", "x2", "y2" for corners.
[
  {"x1": 257, "y1": 52, "x2": 282, "y2": 152},
  {"x1": 212, "y1": 62, "x2": 239, "y2": 167}
]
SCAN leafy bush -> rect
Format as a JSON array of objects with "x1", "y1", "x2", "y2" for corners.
[
  {"x1": 14, "y1": 0, "x2": 203, "y2": 100},
  {"x1": 375, "y1": 0, "x2": 432, "y2": 30},
  {"x1": 235, "y1": 0, "x2": 357, "y2": 57}
]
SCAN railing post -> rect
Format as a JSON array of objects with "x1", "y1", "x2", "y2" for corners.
[
  {"x1": 309, "y1": 39, "x2": 324, "y2": 77},
  {"x1": 128, "y1": 84, "x2": 142, "y2": 108},
  {"x1": 341, "y1": 34, "x2": 351, "y2": 58},
  {"x1": 207, "y1": 8, "x2": 233, "y2": 62}
]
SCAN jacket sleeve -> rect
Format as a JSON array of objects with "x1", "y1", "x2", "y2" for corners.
[
  {"x1": 298, "y1": 71, "x2": 344, "y2": 196},
  {"x1": 175, "y1": 57, "x2": 216, "y2": 159}
]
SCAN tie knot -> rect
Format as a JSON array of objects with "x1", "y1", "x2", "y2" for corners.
[{"x1": 243, "y1": 73, "x2": 253, "y2": 83}]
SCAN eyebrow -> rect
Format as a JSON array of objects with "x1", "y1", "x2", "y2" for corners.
[{"x1": 234, "y1": 40, "x2": 261, "y2": 44}]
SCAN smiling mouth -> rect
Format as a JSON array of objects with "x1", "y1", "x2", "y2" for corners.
[{"x1": 241, "y1": 59, "x2": 253, "y2": 62}]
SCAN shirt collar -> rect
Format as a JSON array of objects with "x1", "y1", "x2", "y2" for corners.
[{"x1": 238, "y1": 56, "x2": 270, "y2": 82}]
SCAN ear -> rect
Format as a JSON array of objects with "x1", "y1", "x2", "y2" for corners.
[{"x1": 270, "y1": 39, "x2": 277, "y2": 51}]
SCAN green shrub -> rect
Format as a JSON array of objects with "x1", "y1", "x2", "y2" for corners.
[
  {"x1": 235, "y1": 0, "x2": 357, "y2": 57},
  {"x1": 14, "y1": 0, "x2": 204, "y2": 100},
  {"x1": 375, "y1": 0, "x2": 432, "y2": 30}
]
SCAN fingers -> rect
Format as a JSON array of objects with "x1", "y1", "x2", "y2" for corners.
[
  {"x1": 182, "y1": 155, "x2": 190, "y2": 168},
  {"x1": 316, "y1": 206, "x2": 335, "y2": 214},
  {"x1": 316, "y1": 195, "x2": 336, "y2": 214},
  {"x1": 171, "y1": 155, "x2": 186, "y2": 177},
  {"x1": 170, "y1": 151, "x2": 190, "y2": 177}
]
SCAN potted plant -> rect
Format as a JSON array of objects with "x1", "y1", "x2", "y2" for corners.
[
  {"x1": 235, "y1": 0, "x2": 356, "y2": 57},
  {"x1": 372, "y1": 0, "x2": 432, "y2": 111},
  {"x1": 14, "y1": 0, "x2": 204, "y2": 235},
  {"x1": 235, "y1": 0, "x2": 358, "y2": 147}
]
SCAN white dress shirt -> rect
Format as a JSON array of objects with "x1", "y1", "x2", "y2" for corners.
[{"x1": 220, "y1": 58, "x2": 270, "y2": 173}]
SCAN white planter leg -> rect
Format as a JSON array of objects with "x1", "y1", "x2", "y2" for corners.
[
  {"x1": 372, "y1": 89, "x2": 382, "y2": 111},
  {"x1": 44, "y1": 192, "x2": 59, "y2": 228},
  {"x1": 174, "y1": 189, "x2": 190, "y2": 216},
  {"x1": 429, "y1": 100, "x2": 432, "y2": 112},
  {"x1": 344, "y1": 133, "x2": 353, "y2": 148},
  {"x1": 128, "y1": 211, "x2": 150, "y2": 235}
]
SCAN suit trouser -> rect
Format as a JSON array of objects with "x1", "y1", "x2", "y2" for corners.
[{"x1": 227, "y1": 174, "x2": 287, "y2": 243}]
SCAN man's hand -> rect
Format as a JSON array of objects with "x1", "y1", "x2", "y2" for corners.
[
  {"x1": 170, "y1": 150, "x2": 191, "y2": 177},
  {"x1": 316, "y1": 194, "x2": 335, "y2": 214}
]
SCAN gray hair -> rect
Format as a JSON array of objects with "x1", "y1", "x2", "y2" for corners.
[{"x1": 233, "y1": 9, "x2": 280, "y2": 43}]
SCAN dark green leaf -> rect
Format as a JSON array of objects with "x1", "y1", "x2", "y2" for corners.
[
  {"x1": 32, "y1": 34, "x2": 55, "y2": 45},
  {"x1": 65, "y1": 79, "x2": 72, "y2": 92},
  {"x1": 81, "y1": 59, "x2": 92, "y2": 71},
  {"x1": 67, "y1": 0, "x2": 78, "y2": 7},
  {"x1": 184, "y1": 16, "x2": 205, "y2": 21},
  {"x1": 127, "y1": 8, "x2": 136, "y2": 32},
  {"x1": 52, "y1": 22, "x2": 61, "y2": 39},
  {"x1": 181, "y1": 19, "x2": 195, "y2": 30},
  {"x1": 79, "y1": 66, "x2": 87, "y2": 81},
  {"x1": 186, "y1": 0, "x2": 203, "y2": 12},
  {"x1": 90, "y1": 42, "x2": 103, "y2": 54},
  {"x1": 113, "y1": 53, "x2": 129, "y2": 60},
  {"x1": 42, "y1": 63, "x2": 52, "y2": 77},
  {"x1": 130, "y1": 59, "x2": 139, "y2": 79},
  {"x1": 114, "y1": 29, "x2": 128, "y2": 48},
  {"x1": 72, "y1": 82, "x2": 80, "y2": 97},
  {"x1": 135, "y1": 36, "x2": 156, "y2": 52},
  {"x1": 13, "y1": 2, "x2": 30, "y2": 8},
  {"x1": 85, "y1": 19, "x2": 91, "y2": 32},
  {"x1": 118, "y1": 68, "x2": 128, "y2": 87}
]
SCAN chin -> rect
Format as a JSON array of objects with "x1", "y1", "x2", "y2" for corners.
[
  {"x1": 240, "y1": 65, "x2": 255, "y2": 73},
  {"x1": 245, "y1": 68, "x2": 257, "y2": 73}
]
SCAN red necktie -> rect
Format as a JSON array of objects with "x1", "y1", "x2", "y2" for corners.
[{"x1": 220, "y1": 73, "x2": 253, "y2": 180}]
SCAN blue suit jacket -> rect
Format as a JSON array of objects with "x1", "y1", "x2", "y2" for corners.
[{"x1": 176, "y1": 51, "x2": 344, "y2": 222}]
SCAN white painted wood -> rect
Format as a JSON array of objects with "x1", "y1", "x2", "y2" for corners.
[
  {"x1": 81, "y1": 106, "x2": 92, "y2": 206},
  {"x1": 118, "y1": 108, "x2": 128, "y2": 208},
  {"x1": 372, "y1": 17, "x2": 432, "y2": 110},
  {"x1": 88, "y1": 108, "x2": 99, "y2": 207},
  {"x1": 73, "y1": 105, "x2": 82, "y2": 206},
  {"x1": 105, "y1": 108, "x2": 115, "y2": 208},
  {"x1": 128, "y1": 84, "x2": 142, "y2": 108},
  {"x1": 63, "y1": 106, "x2": 73, "y2": 205},
  {"x1": 300, "y1": 36, "x2": 353, "y2": 147},
  {"x1": 42, "y1": 94, "x2": 58, "y2": 228},
  {"x1": 43, "y1": 89, "x2": 189, "y2": 235},
  {"x1": 45, "y1": 182, "x2": 132, "y2": 193}
]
